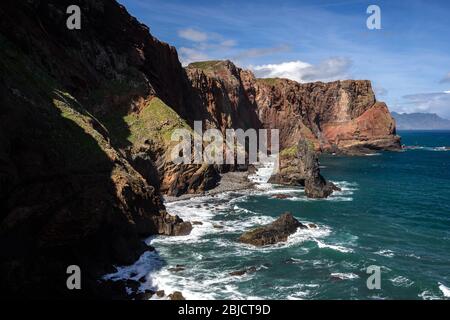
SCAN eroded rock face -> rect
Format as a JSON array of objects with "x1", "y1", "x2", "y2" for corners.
[
  {"x1": 152, "y1": 213, "x2": 193, "y2": 236},
  {"x1": 253, "y1": 78, "x2": 401, "y2": 153},
  {"x1": 238, "y1": 213, "x2": 306, "y2": 246},
  {"x1": 269, "y1": 138, "x2": 339, "y2": 198}
]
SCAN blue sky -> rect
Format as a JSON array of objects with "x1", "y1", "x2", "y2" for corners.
[{"x1": 119, "y1": 0, "x2": 450, "y2": 118}]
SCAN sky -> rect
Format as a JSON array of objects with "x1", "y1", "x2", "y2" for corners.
[{"x1": 119, "y1": 0, "x2": 450, "y2": 118}]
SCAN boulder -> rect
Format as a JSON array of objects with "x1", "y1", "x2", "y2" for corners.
[
  {"x1": 229, "y1": 266, "x2": 257, "y2": 276},
  {"x1": 169, "y1": 291, "x2": 185, "y2": 300},
  {"x1": 153, "y1": 213, "x2": 192, "y2": 236},
  {"x1": 238, "y1": 213, "x2": 306, "y2": 246}
]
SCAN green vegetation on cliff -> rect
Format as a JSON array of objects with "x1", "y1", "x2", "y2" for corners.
[
  {"x1": 188, "y1": 60, "x2": 224, "y2": 71},
  {"x1": 257, "y1": 78, "x2": 281, "y2": 86},
  {"x1": 125, "y1": 97, "x2": 191, "y2": 145}
]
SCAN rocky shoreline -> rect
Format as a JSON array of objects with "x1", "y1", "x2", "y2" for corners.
[{"x1": 164, "y1": 171, "x2": 254, "y2": 203}]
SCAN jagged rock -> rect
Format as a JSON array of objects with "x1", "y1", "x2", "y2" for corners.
[
  {"x1": 229, "y1": 266, "x2": 257, "y2": 276},
  {"x1": 254, "y1": 78, "x2": 401, "y2": 153},
  {"x1": 238, "y1": 213, "x2": 306, "y2": 246},
  {"x1": 192, "y1": 221, "x2": 203, "y2": 225},
  {"x1": 153, "y1": 213, "x2": 192, "y2": 236},
  {"x1": 156, "y1": 290, "x2": 165, "y2": 298},
  {"x1": 134, "y1": 290, "x2": 155, "y2": 300},
  {"x1": 169, "y1": 291, "x2": 185, "y2": 300},
  {"x1": 168, "y1": 265, "x2": 186, "y2": 272},
  {"x1": 269, "y1": 138, "x2": 339, "y2": 198},
  {"x1": 296, "y1": 138, "x2": 340, "y2": 198}
]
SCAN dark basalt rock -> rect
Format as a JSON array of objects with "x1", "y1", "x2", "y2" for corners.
[
  {"x1": 238, "y1": 212, "x2": 306, "y2": 246},
  {"x1": 229, "y1": 266, "x2": 257, "y2": 276},
  {"x1": 297, "y1": 137, "x2": 340, "y2": 198}
]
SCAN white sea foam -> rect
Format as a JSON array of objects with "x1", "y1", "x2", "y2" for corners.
[
  {"x1": 316, "y1": 240, "x2": 354, "y2": 253},
  {"x1": 330, "y1": 272, "x2": 359, "y2": 280},
  {"x1": 105, "y1": 156, "x2": 363, "y2": 299},
  {"x1": 248, "y1": 155, "x2": 278, "y2": 190},
  {"x1": 390, "y1": 276, "x2": 414, "y2": 287},
  {"x1": 364, "y1": 153, "x2": 382, "y2": 156},
  {"x1": 419, "y1": 290, "x2": 440, "y2": 300},
  {"x1": 439, "y1": 283, "x2": 450, "y2": 298},
  {"x1": 103, "y1": 250, "x2": 164, "y2": 291},
  {"x1": 374, "y1": 249, "x2": 395, "y2": 258},
  {"x1": 405, "y1": 145, "x2": 449, "y2": 152}
]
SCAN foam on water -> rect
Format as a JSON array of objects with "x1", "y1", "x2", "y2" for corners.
[
  {"x1": 316, "y1": 240, "x2": 354, "y2": 253},
  {"x1": 390, "y1": 276, "x2": 414, "y2": 287},
  {"x1": 419, "y1": 290, "x2": 441, "y2": 300},
  {"x1": 374, "y1": 249, "x2": 395, "y2": 258},
  {"x1": 248, "y1": 155, "x2": 278, "y2": 190},
  {"x1": 330, "y1": 272, "x2": 359, "y2": 280},
  {"x1": 439, "y1": 283, "x2": 450, "y2": 298}
]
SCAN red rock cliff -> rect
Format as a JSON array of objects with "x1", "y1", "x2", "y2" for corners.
[{"x1": 186, "y1": 61, "x2": 400, "y2": 154}]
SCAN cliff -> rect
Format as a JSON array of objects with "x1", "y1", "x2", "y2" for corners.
[
  {"x1": 0, "y1": 0, "x2": 191, "y2": 298},
  {"x1": 0, "y1": 0, "x2": 401, "y2": 298},
  {"x1": 186, "y1": 62, "x2": 400, "y2": 155}
]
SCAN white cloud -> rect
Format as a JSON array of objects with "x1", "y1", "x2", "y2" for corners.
[
  {"x1": 251, "y1": 57, "x2": 352, "y2": 83},
  {"x1": 178, "y1": 28, "x2": 208, "y2": 42},
  {"x1": 397, "y1": 91, "x2": 450, "y2": 118},
  {"x1": 179, "y1": 47, "x2": 210, "y2": 65}
]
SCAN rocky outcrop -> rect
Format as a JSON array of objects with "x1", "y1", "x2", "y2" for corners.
[
  {"x1": 185, "y1": 60, "x2": 261, "y2": 132},
  {"x1": 253, "y1": 78, "x2": 401, "y2": 153},
  {"x1": 238, "y1": 213, "x2": 306, "y2": 246},
  {"x1": 269, "y1": 138, "x2": 339, "y2": 198},
  {"x1": 297, "y1": 138, "x2": 340, "y2": 198},
  {"x1": 152, "y1": 213, "x2": 192, "y2": 236}
]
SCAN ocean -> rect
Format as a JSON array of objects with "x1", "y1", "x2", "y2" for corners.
[{"x1": 105, "y1": 131, "x2": 450, "y2": 300}]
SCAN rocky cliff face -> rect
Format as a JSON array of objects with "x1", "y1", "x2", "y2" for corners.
[
  {"x1": 186, "y1": 62, "x2": 400, "y2": 155},
  {"x1": 0, "y1": 0, "x2": 191, "y2": 298},
  {"x1": 254, "y1": 78, "x2": 400, "y2": 153}
]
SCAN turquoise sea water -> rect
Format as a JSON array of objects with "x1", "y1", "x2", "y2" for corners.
[{"x1": 107, "y1": 131, "x2": 450, "y2": 300}]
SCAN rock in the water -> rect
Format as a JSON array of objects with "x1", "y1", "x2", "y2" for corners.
[
  {"x1": 156, "y1": 290, "x2": 165, "y2": 298},
  {"x1": 269, "y1": 137, "x2": 340, "y2": 198},
  {"x1": 168, "y1": 265, "x2": 186, "y2": 272},
  {"x1": 238, "y1": 213, "x2": 306, "y2": 246},
  {"x1": 271, "y1": 194, "x2": 292, "y2": 199},
  {"x1": 229, "y1": 266, "x2": 257, "y2": 276},
  {"x1": 169, "y1": 291, "x2": 185, "y2": 300},
  {"x1": 297, "y1": 137, "x2": 340, "y2": 198},
  {"x1": 153, "y1": 213, "x2": 193, "y2": 236}
]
